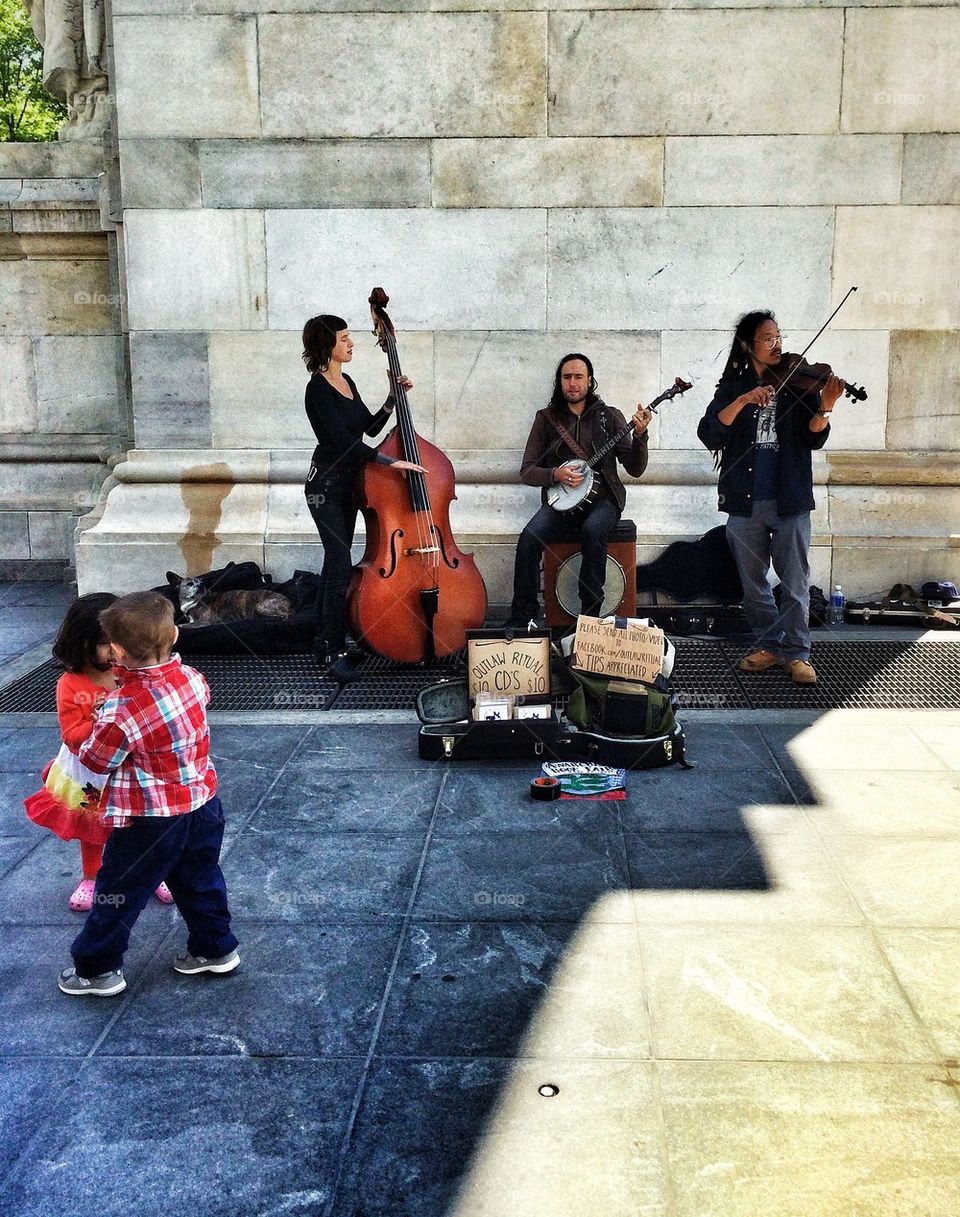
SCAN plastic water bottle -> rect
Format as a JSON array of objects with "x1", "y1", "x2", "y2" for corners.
[{"x1": 829, "y1": 584, "x2": 845, "y2": 626}]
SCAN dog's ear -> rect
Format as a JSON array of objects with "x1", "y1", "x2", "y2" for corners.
[{"x1": 166, "y1": 571, "x2": 182, "y2": 587}]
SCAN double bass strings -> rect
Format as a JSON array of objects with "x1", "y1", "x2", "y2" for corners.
[{"x1": 382, "y1": 334, "x2": 438, "y2": 572}]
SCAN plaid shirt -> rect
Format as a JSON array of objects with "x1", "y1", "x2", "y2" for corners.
[{"x1": 77, "y1": 654, "x2": 217, "y2": 826}]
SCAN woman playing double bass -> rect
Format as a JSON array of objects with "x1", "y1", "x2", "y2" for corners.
[{"x1": 302, "y1": 315, "x2": 426, "y2": 681}]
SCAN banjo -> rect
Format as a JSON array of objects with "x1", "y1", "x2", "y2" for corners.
[{"x1": 546, "y1": 376, "x2": 693, "y2": 513}]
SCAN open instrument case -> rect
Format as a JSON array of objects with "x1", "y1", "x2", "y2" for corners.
[{"x1": 416, "y1": 629, "x2": 567, "y2": 760}]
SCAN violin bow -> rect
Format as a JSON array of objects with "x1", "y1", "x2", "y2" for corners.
[{"x1": 772, "y1": 285, "x2": 858, "y2": 399}]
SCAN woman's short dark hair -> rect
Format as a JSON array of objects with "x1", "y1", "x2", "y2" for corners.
[
  {"x1": 52, "y1": 592, "x2": 117, "y2": 673},
  {"x1": 302, "y1": 315, "x2": 347, "y2": 375},
  {"x1": 720, "y1": 310, "x2": 776, "y2": 379},
  {"x1": 548, "y1": 352, "x2": 598, "y2": 416}
]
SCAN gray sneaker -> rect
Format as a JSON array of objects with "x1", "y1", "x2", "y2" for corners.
[
  {"x1": 173, "y1": 949, "x2": 240, "y2": 975},
  {"x1": 58, "y1": 967, "x2": 126, "y2": 997}
]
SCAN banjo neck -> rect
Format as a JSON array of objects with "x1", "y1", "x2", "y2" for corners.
[{"x1": 580, "y1": 377, "x2": 693, "y2": 469}]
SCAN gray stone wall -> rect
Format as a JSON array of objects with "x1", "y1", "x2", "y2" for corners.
[
  {"x1": 0, "y1": 143, "x2": 125, "y2": 579},
  {"x1": 75, "y1": 0, "x2": 960, "y2": 599}
]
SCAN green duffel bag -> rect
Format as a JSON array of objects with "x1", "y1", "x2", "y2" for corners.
[{"x1": 566, "y1": 670, "x2": 677, "y2": 739}]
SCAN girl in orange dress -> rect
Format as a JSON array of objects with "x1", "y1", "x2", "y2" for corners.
[{"x1": 24, "y1": 593, "x2": 174, "y2": 912}]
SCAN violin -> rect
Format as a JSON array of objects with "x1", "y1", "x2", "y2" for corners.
[{"x1": 762, "y1": 352, "x2": 868, "y2": 403}]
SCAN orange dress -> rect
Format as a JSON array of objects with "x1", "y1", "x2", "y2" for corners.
[{"x1": 23, "y1": 672, "x2": 113, "y2": 846}]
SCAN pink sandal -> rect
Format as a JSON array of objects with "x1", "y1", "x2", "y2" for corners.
[
  {"x1": 154, "y1": 882, "x2": 174, "y2": 904},
  {"x1": 69, "y1": 879, "x2": 96, "y2": 912}
]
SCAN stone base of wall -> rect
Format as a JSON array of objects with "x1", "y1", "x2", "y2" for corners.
[
  {"x1": 1, "y1": 143, "x2": 125, "y2": 579},
  {"x1": 74, "y1": 449, "x2": 960, "y2": 603}
]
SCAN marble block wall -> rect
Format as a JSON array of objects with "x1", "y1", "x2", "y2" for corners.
[
  {"x1": 0, "y1": 143, "x2": 125, "y2": 579},
  {"x1": 73, "y1": 0, "x2": 960, "y2": 600}
]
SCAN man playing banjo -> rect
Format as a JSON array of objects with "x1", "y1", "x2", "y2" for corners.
[{"x1": 504, "y1": 353, "x2": 653, "y2": 629}]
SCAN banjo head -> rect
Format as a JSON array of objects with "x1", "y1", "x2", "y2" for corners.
[{"x1": 546, "y1": 461, "x2": 593, "y2": 511}]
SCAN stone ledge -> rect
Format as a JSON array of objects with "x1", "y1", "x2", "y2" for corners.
[
  {"x1": 828, "y1": 452, "x2": 960, "y2": 485},
  {"x1": 0, "y1": 232, "x2": 108, "y2": 260},
  {"x1": 0, "y1": 144, "x2": 104, "y2": 179}
]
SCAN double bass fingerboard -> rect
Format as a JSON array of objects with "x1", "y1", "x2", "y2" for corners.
[{"x1": 381, "y1": 334, "x2": 430, "y2": 515}]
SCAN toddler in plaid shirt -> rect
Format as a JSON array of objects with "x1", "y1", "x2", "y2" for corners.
[{"x1": 58, "y1": 592, "x2": 239, "y2": 997}]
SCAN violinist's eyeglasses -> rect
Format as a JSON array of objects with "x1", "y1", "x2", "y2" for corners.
[{"x1": 756, "y1": 334, "x2": 784, "y2": 348}]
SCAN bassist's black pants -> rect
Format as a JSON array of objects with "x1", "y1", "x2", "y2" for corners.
[{"x1": 305, "y1": 469, "x2": 357, "y2": 656}]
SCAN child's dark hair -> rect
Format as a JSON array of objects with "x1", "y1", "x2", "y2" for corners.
[
  {"x1": 52, "y1": 593, "x2": 118, "y2": 673},
  {"x1": 100, "y1": 592, "x2": 177, "y2": 665},
  {"x1": 302, "y1": 314, "x2": 347, "y2": 375}
]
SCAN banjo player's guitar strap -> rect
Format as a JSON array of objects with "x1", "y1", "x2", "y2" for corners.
[{"x1": 545, "y1": 412, "x2": 619, "y2": 506}]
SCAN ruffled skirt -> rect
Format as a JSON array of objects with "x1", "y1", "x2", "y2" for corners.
[{"x1": 24, "y1": 744, "x2": 112, "y2": 846}]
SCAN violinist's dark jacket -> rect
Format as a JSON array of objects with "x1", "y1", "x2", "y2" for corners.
[{"x1": 697, "y1": 366, "x2": 830, "y2": 518}]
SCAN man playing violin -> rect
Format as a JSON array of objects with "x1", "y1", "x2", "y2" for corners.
[
  {"x1": 504, "y1": 353, "x2": 653, "y2": 629},
  {"x1": 697, "y1": 312, "x2": 843, "y2": 685}
]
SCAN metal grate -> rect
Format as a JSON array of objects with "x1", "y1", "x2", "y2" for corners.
[
  {"x1": 2, "y1": 640, "x2": 959, "y2": 713},
  {"x1": 671, "y1": 638, "x2": 750, "y2": 710},
  {"x1": 330, "y1": 652, "x2": 466, "y2": 710},
  {"x1": 721, "y1": 639, "x2": 960, "y2": 710}
]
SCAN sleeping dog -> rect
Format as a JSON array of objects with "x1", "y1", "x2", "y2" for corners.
[{"x1": 168, "y1": 573, "x2": 293, "y2": 626}]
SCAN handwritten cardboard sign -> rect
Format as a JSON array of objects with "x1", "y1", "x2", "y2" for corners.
[
  {"x1": 467, "y1": 634, "x2": 551, "y2": 700},
  {"x1": 572, "y1": 616, "x2": 665, "y2": 684}
]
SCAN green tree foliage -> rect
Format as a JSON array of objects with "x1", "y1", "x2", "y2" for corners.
[{"x1": 0, "y1": 0, "x2": 66, "y2": 141}]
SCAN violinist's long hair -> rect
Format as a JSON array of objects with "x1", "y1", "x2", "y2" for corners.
[
  {"x1": 548, "y1": 353, "x2": 599, "y2": 417},
  {"x1": 302, "y1": 314, "x2": 347, "y2": 375},
  {"x1": 719, "y1": 310, "x2": 776, "y2": 381}
]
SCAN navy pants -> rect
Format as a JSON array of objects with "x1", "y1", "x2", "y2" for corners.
[
  {"x1": 70, "y1": 796, "x2": 237, "y2": 978},
  {"x1": 510, "y1": 498, "x2": 620, "y2": 622},
  {"x1": 305, "y1": 470, "x2": 357, "y2": 655}
]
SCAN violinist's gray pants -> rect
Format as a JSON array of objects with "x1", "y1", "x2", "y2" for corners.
[{"x1": 725, "y1": 500, "x2": 812, "y2": 662}]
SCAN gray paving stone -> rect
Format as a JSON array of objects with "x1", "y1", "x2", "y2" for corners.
[
  {"x1": 433, "y1": 770, "x2": 624, "y2": 835},
  {"x1": 0, "y1": 836, "x2": 182, "y2": 927},
  {"x1": 616, "y1": 766, "x2": 804, "y2": 833},
  {"x1": 0, "y1": 1059, "x2": 74, "y2": 1178},
  {"x1": 291, "y1": 723, "x2": 430, "y2": 770},
  {"x1": 255, "y1": 766, "x2": 441, "y2": 833},
  {"x1": 0, "y1": 771, "x2": 41, "y2": 825},
  {"x1": 1, "y1": 1058, "x2": 361, "y2": 1217},
  {"x1": 102, "y1": 922, "x2": 400, "y2": 1058},
  {"x1": 330, "y1": 1057, "x2": 513, "y2": 1217},
  {"x1": 0, "y1": 725, "x2": 61, "y2": 771},
  {"x1": 379, "y1": 921, "x2": 570, "y2": 1058},
  {"x1": 0, "y1": 924, "x2": 176, "y2": 1057},
  {"x1": 623, "y1": 831, "x2": 771, "y2": 894},
  {"x1": 413, "y1": 830, "x2": 630, "y2": 924},
  {"x1": 227, "y1": 825, "x2": 424, "y2": 923},
  {"x1": 212, "y1": 755, "x2": 283, "y2": 821},
  {"x1": 209, "y1": 723, "x2": 307, "y2": 767}
]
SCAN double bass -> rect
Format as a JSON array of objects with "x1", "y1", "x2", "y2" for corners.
[{"x1": 349, "y1": 289, "x2": 487, "y2": 664}]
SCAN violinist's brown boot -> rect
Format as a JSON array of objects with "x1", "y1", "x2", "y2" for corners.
[
  {"x1": 786, "y1": 659, "x2": 817, "y2": 685},
  {"x1": 738, "y1": 649, "x2": 782, "y2": 673}
]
